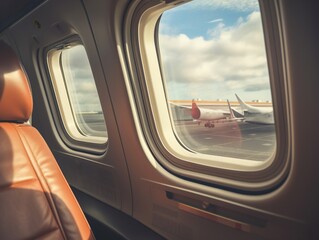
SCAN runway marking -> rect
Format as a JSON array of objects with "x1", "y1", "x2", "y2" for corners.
[{"x1": 262, "y1": 143, "x2": 272, "y2": 146}]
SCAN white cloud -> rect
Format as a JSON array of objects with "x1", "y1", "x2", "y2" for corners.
[
  {"x1": 65, "y1": 46, "x2": 103, "y2": 112},
  {"x1": 159, "y1": 11, "x2": 270, "y2": 100},
  {"x1": 208, "y1": 18, "x2": 223, "y2": 23},
  {"x1": 186, "y1": 0, "x2": 259, "y2": 12}
]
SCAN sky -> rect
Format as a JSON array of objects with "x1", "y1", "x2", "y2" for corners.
[
  {"x1": 159, "y1": 0, "x2": 272, "y2": 102},
  {"x1": 63, "y1": 45, "x2": 103, "y2": 113}
]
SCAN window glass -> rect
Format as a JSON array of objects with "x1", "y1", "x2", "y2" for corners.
[
  {"x1": 158, "y1": 0, "x2": 275, "y2": 161},
  {"x1": 48, "y1": 44, "x2": 107, "y2": 142}
]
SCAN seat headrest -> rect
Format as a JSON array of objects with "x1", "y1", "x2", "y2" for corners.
[{"x1": 0, "y1": 40, "x2": 33, "y2": 122}]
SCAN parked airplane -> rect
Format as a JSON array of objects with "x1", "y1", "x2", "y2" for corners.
[
  {"x1": 0, "y1": 0, "x2": 318, "y2": 239},
  {"x1": 235, "y1": 94, "x2": 274, "y2": 124},
  {"x1": 191, "y1": 99, "x2": 242, "y2": 127}
]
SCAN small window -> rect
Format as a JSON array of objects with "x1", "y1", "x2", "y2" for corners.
[
  {"x1": 48, "y1": 44, "x2": 107, "y2": 143},
  {"x1": 157, "y1": 0, "x2": 275, "y2": 161}
]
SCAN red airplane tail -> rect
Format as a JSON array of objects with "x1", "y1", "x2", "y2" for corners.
[{"x1": 191, "y1": 99, "x2": 200, "y2": 119}]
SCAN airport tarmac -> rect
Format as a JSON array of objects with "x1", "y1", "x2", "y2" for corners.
[
  {"x1": 81, "y1": 113, "x2": 276, "y2": 161},
  {"x1": 174, "y1": 121, "x2": 276, "y2": 161}
]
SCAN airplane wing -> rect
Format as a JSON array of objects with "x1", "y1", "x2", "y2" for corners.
[
  {"x1": 231, "y1": 107, "x2": 244, "y2": 118},
  {"x1": 169, "y1": 102, "x2": 191, "y2": 109}
]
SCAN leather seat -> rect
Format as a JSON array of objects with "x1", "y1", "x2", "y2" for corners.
[{"x1": 0, "y1": 40, "x2": 95, "y2": 239}]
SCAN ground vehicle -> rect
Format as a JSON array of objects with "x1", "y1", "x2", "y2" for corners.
[{"x1": 1, "y1": 0, "x2": 318, "y2": 239}]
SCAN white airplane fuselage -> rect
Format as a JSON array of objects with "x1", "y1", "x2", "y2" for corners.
[
  {"x1": 191, "y1": 101, "x2": 232, "y2": 127},
  {"x1": 243, "y1": 109, "x2": 274, "y2": 124},
  {"x1": 236, "y1": 94, "x2": 274, "y2": 124},
  {"x1": 192, "y1": 107, "x2": 227, "y2": 121}
]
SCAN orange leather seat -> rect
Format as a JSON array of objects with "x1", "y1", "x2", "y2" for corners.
[{"x1": 0, "y1": 40, "x2": 95, "y2": 239}]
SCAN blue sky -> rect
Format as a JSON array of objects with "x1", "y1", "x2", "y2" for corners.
[
  {"x1": 160, "y1": 8, "x2": 245, "y2": 39},
  {"x1": 159, "y1": 0, "x2": 272, "y2": 102}
]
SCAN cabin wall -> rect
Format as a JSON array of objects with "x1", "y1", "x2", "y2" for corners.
[{"x1": 1, "y1": 0, "x2": 318, "y2": 239}]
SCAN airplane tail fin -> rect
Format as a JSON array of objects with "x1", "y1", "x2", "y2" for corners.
[
  {"x1": 191, "y1": 99, "x2": 200, "y2": 119},
  {"x1": 227, "y1": 99, "x2": 235, "y2": 119},
  {"x1": 235, "y1": 94, "x2": 251, "y2": 111}
]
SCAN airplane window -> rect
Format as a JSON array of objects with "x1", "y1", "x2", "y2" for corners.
[
  {"x1": 48, "y1": 44, "x2": 107, "y2": 143},
  {"x1": 158, "y1": 0, "x2": 275, "y2": 161}
]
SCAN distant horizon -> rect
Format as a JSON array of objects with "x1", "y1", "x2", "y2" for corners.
[{"x1": 169, "y1": 99, "x2": 272, "y2": 104}]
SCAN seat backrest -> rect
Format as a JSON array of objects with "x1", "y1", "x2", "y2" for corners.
[{"x1": 0, "y1": 40, "x2": 94, "y2": 240}]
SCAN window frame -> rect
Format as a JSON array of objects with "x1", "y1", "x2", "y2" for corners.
[
  {"x1": 44, "y1": 37, "x2": 108, "y2": 154},
  {"x1": 124, "y1": 0, "x2": 291, "y2": 193}
]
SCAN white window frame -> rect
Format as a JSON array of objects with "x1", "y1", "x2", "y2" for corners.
[{"x1": 47, "y1": 43, "x2": 107, "y2": 145}]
